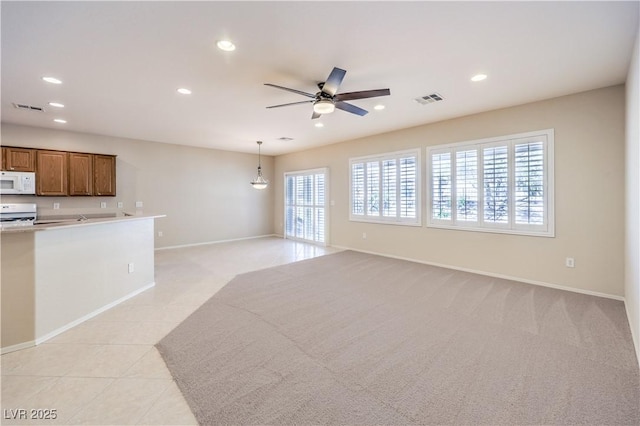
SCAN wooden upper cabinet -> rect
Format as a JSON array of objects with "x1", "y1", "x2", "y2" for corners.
[
  {"x1": 93, "y1": 154, "x2": 116, "y2": 196},
  {"x1": 68, "y1": 152, "x2": 93, "y2": 196},
  {"x1": 36, "y1": 150, "x2": 68, "y2": 196},
  {"x1": 3, "y1": 146, "x2": 116, "y2": 196},
  {"x1": 4, "y1": 147, "x2": 36, "y2": 172}
]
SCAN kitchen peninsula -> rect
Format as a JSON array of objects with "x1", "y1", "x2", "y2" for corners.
[{"x1": 1, "y1": 213, "x2": 164, "y2": 353}]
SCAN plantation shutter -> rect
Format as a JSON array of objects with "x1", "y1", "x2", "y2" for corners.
[
  {"x1": 315, "y1": 173, "x2": 326, "y2": 242},
  {"x1": 455, "y1": 149, "x2": 478, "y2": 222},
  {"x1": 284, "y1": 169, "x2": 328, "y2": 244},
  {"x1": 285, "y1": 176, "x2": 295, "y2": 237},
  {"x1": 352, "y1": 163, "x2": 364, "y2": 216},
  {"x1": 427, "y1": 129, "x2": 553, "y2": 236},
  {"x1": 431, "y1": 151, "x2": 452, "y2": 221},
  {"x1": 514, "y1": 141, "x2": 544, "y2": 225},
  {"x1": 382, "y1": 159, "x2": 397, "y2": 217},
  {"x1": 349, "y1": 149, "x2": 420, "y2": 225},
  {"x1": 366, "y1": 161, "x2": 380, "y2": 216},
  {"x1": 483, "y1": 145, "x2": 509, "y2": 224},
  {"x1": 400, "y1": 156, "x2": 417, "y2": 218}
]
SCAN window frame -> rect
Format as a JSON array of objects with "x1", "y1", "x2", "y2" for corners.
[
  {"x1": 426, "y1": 129, "x2": 555, "y2": 237},
  {"x1": 349, "y1": 148, "x2": 421, "y2": 226}
]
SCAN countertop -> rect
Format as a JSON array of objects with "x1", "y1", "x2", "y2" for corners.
[{"x1": 0, "y1": 211, "x2": 165, "y2": 233}]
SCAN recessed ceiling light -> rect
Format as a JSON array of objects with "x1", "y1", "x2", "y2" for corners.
[
  {"x1": 48, "y1": 102, "x2": 65, "y2": 108},
  {"x1": 42, "y1": 76, "x2": 62, "y2": 84},
  {"x1": 471, "y1": 74, "x2": 487, "y2": 82},
  {"x1": 177, "y1": 88, "x2": 192, "y2": 95},
  {"x1": 53, "y1": 118, "x2": 67, "y2": 124},
  {"x1": 374, "y1": 104, "x2": 385, "y2": 110},
  {"x1": 216, "y1": 40, "x2": 236, "y2": 52},
  {"x1": 315, "y1": 123, "x2": 324, "y2": 128}
]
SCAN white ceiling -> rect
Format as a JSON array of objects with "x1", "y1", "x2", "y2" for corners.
[{"x1": 2, "y1": 1, "x2": 638, "y2": 156}]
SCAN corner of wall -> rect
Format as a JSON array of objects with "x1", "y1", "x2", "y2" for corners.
[{"x1": 625, "y1": 25, "x2": 640, "y2": 367}]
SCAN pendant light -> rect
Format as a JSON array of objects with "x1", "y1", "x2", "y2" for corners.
[{"x1": 250, "y1": 141, "x2": 268, "y2": 190}]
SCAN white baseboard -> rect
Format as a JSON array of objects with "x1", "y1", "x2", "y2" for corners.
[
  {"x1": 2, "y1": 282, "x2": 156, "y2": 354},
  {"x1": 1, "y1": 340, "x2": 37, "y2": 355},
  {"x1": 156, "y1": 234, "x2": 279, "y2": 251},
  {"x1": 332, "y1": 245, "x2": 624, "y2": 301},
  {"x1": 624, "y1": 300, "x2": 640, "y2": 369},
  {"x1": 33, "y1": 282, "x2": 156, "y2": 346}
]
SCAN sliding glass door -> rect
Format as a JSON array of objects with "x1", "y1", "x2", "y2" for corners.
[{"x1": 285, "y1": 168, "x2": 328, "y2": 245}]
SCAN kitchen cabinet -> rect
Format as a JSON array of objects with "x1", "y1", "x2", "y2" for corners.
[
  {"x1": 36, "y1": 150, "x2": 68, "y2": 196},
  {"x1": 3, "y1": 146, "x2": 116, "y2": 196},
  {"x1": 68, "y1": 152, "x2": 93, "y2": 196},
  {"x1": 3, "y1": 147, "x2": 35, "y2": 172},
  {"x1": 93, "y1": 154, "x2": 116, "y2": 196}
]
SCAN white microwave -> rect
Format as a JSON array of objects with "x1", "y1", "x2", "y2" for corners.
[{"x1": 0, "y1": 171, "x2": 36, "y2": 195}]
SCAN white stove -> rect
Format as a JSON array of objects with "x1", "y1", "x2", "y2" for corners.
[{"x1": 0, "y1": 203, "x2": 37, "y2": 228}]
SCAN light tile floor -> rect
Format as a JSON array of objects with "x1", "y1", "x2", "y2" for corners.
[{"x1": 1, "y1": 237, "x2": 338, "y2": 425}]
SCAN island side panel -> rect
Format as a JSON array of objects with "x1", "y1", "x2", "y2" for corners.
[
  {"x1": 34, "y1": 218, "x2": 155, "y2": 341},
  {"x1": 1, "y1": 232, "x2": 36, "y2": 352}
]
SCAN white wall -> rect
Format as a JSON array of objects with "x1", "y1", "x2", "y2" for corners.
[
  {"x1": 275, "y1": 86, "x2": 626, "y2": 298},
  {"x1": 625, "y1": 27, "x2": 640, "y2": 363},
  {"x1": 34, "y1": 218, "x2": 155, "y2": 342},
  {"x1": 0, "y1": 124, "x2": 274, "y2": 248}
]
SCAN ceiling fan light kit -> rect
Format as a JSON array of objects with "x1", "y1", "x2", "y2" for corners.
[
  {"x1": 250, "y1": 140, "x2": 269, "y2": 190},
  {"x1": 265, "y1": 67, "x2": 390, "y2": 119},
  {"x1": 313, "y1": 99, "x2": 335, "y2": 114}
]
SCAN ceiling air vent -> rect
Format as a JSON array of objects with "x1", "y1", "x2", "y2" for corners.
[
  {"x1": 277, "y1": 137, "x2": 294, "y2": 141},
  {"x1": 414, "y1": 93, "x2": 444, "y2": 105},
  {"x1": 13, "y1": 103, "x2": 46, "y2": 112}
]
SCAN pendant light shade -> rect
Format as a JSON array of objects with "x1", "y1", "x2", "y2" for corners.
[{"x1": 250, "y1": 141, "x2": 269, "y2": 189}]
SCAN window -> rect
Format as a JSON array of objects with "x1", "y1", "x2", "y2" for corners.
[
  {"x1": 350, "y1": 149, "x2": 420, "y2": 225},
  {"x1": 427, "y1": 129, "x2": 554, "y2": 237},
  {"x1": 285, "y1": 168, "x2": 328, "y2": 244}
]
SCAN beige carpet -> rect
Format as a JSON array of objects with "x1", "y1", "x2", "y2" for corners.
[{"x1": 157, "y1": 250, "x2": 640, "y2": 425}]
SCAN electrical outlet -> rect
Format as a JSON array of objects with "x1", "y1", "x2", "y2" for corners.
[
  {"x1": 53, "y1": 202, "x2": 60, "y2": 210},
  {"x1": 565, "y1": 257, "x2": 575, "y2": 268},
  {"x1": 117, "y1": 202, "x2": 123, "y2": 208},
  {"x1": 100, "y1": 202, "x2": 107, "y2": 209},
  {"x1": 362, "y1": 232, "x2": 367, "y2": 239},
  {"x1": 158, "y1": 231, "x2": 163, "y2": 237},
  {"x1": 128, "y1": 263, "x2": 134, "y2": 273},
  {"x1": 135, "y1": 201, "x2": 143, "y2": 208}
]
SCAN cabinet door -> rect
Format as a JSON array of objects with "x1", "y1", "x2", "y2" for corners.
[
  {"x1": 5, "y1": 147, "x2": 36, "y2": 172},
  {"x1": 93, "y1": 155, "x2": 116, "y2": 196},
  {"x1": 68, "y1": 152, "x2": 93, "y2": 196},
  {"x1": 36, "y1": 150, "x2": 68, "y2": 196},
  {"x1": 1, "y1": 148, "x2": 6, "y2": 170}
]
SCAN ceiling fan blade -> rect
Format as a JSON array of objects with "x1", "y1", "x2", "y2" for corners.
[
  {"x1": 335, "y1": 101, "x2": 368, "y2": 116},
  {"x1": 311, "y1": 111, "x2": 321, "y2": 119},
  {"x1": 266, "y1": 100, "x2": 314, "y2": 109},
  {"x1": 264, "y1": 83, "x2": 315, "y2": 99},
  {"x1": 335, "y1": 88, "x2": 390, "y2": 102},
  {"x1": 321, "y1": 67, "x2": 346, "y2": 97}
]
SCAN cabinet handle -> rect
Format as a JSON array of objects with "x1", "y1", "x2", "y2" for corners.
[{"x1": 10, "y1": 167, "x2": 14, "y2": 170}]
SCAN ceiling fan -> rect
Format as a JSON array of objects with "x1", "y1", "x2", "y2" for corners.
[{"x1": 264, "y1": 67, "x2": 390, "y2": 119}]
